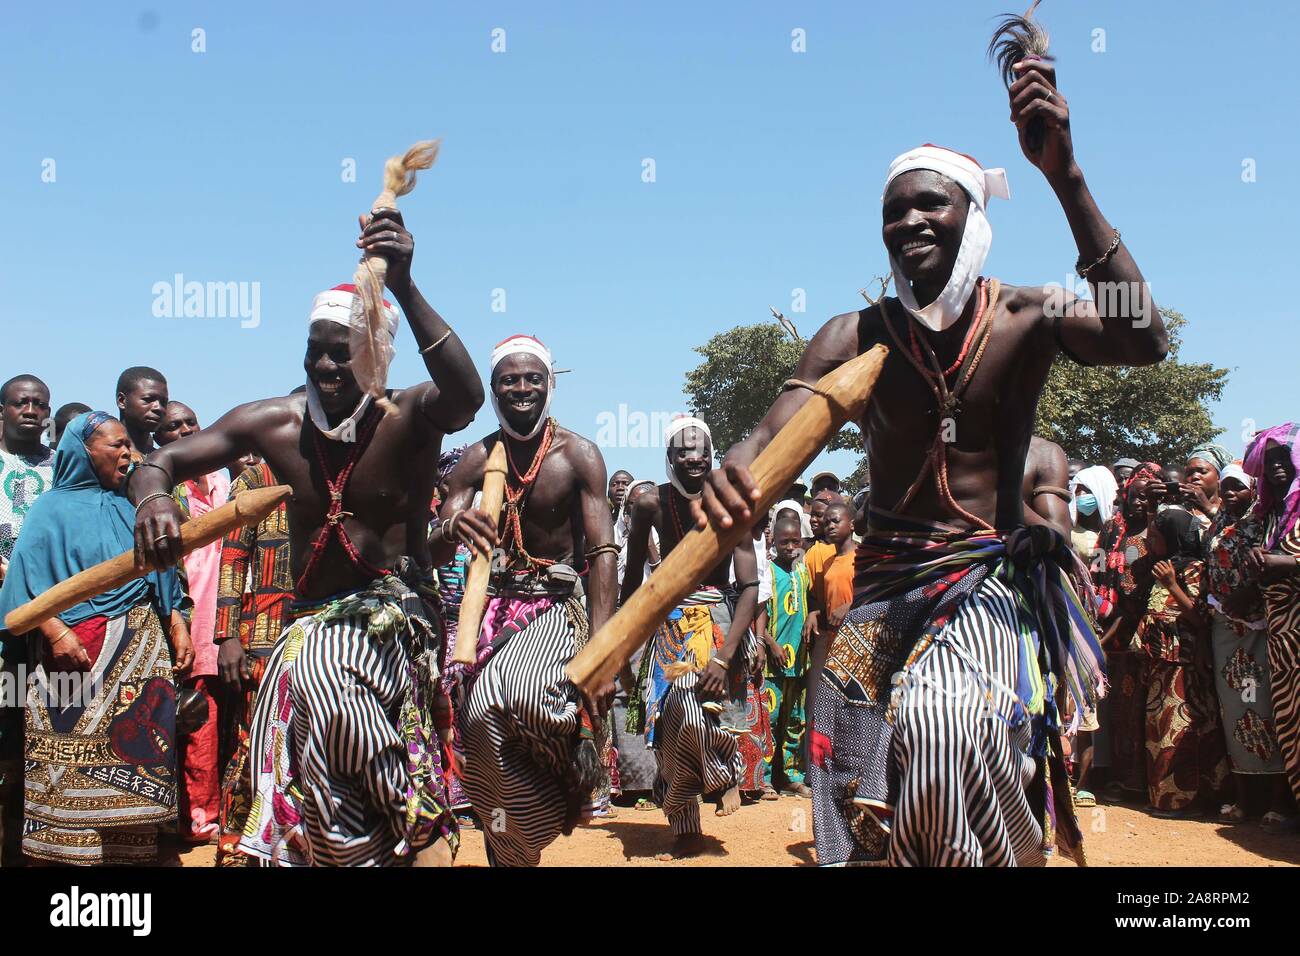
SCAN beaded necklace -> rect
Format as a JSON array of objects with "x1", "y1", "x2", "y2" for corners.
[
  {"x1": 500, "y1": 417, "x2": 557, "y2": 569},
  {"x1": 880, "y1": 278, "x2": 1000, "y2": 530}
]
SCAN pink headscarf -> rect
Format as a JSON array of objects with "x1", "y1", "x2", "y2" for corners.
[{"x1": 1244, "y1": 423, "x2": 1300, "y2": 549}]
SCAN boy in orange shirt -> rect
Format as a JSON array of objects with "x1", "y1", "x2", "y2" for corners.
[{"x1": 804, "y1": 501, "x2": 857, "y2": 709}]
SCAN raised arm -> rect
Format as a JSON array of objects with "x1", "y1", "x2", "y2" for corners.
[
  {"x1": 698, "y1": 311, "x2": 860, "y2": 530},
  {"x1": 357, "y1": 209, "x2": 484, "y2": 433},
  {"x1": 1007, "y1": 59, "x2": 1166, "y2": 367}
]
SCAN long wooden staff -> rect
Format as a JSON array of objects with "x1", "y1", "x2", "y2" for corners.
[
  {"x1": 4, "y1": 484, "x2": 293, "y2": 635},
  {"x1": 566, "y1": 344, "x2": 889, "y2": 695},
  {"x1": 451, "y1": 442, "x2": 508, "y2": 665},
  {"x1": 354, "y1": 139, "x2": 441, "y2": 417}
]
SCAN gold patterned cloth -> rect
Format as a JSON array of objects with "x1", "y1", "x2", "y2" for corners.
[{"x1": 23, "y1": 604, "x2": 177, "y2": 865}]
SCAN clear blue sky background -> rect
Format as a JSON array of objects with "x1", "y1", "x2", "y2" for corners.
[{"x1": 3, "y1": 1, "x2": 1296, "y2": 482}]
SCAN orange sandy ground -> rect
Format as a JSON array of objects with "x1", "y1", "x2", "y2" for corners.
[{"x1": 171, "y1": 795, "x2": 1299, "y2": 867}]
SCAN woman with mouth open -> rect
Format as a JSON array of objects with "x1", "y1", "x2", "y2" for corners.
[{"x1": 128, "y1": 207, "x2": 485, "y2": 867}]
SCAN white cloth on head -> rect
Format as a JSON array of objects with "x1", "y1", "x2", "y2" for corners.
[
  {"x1": 1220, "y1": 463, "x2": 1252, "y2": 489},
  {"x1": 663, "y1": 416, "x2": 711, "y2": 500},
  {"x1": 306, "y1": 284, "x2": 395, "y2": 441},
  {"x1": 883, "y1": 145, "x2": 1010, "y2": 332},
  {"x1": 490, "y1": 335, "x2": 555, "y2": 441},
  {"x1": 771, "y1": 498, "x2": 813, "y2": 540},
  {"x1": 309, "y1": 284, "x2": 399, "y2": 337},
  {"x1": 1068, "y1": 464, "x2": 1118, "y2": 527}
]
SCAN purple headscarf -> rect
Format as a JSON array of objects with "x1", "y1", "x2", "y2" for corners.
[{"x1": 1244, "y1": 423, "x2": 1300, "y2": 549}]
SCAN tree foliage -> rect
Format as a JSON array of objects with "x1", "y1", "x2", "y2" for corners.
[
  {"x1": 1033, "y1": 309, "x2": 1230, "y2": 466},
  {"x1": 682, "y1": 322, "x2": 861, "y2": 463}
]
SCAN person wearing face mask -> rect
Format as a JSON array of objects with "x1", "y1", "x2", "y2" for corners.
[
  {"x1": 0, "y1": 412, "x2": 193, "y2": 864},
  {"x1": 1069, "y1": 463, "x2": 1118, "y2": 568}
]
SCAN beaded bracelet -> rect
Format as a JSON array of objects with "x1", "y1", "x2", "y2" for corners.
[{"x1": 1075, "y1": 230, "x2": 1121, "y2": 280}]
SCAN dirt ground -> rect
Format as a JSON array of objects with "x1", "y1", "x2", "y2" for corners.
[{"x1": 172, "y1": 794, "x2": 1300, "y2": 867}]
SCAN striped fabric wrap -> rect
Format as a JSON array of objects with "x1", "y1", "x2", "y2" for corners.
[
  {"x1": 854, "y1": 516, "x2": 1106, "y2": 741},
  {"x1": 241, "y1": 572, "x2": 457, "y2": 866}
]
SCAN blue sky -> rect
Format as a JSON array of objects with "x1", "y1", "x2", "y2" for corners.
[{"x1": 3, "y1": 1, "x2": 1296, "y2": 482}]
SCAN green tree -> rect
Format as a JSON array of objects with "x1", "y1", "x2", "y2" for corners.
[
  {"x1": 1033, "y1": 309, "x2": 1230, "y2": 466},
  {"x1": 682, "y1": 320, "x2": 861, "y2": 464}
]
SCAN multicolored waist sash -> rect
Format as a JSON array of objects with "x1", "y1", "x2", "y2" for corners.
[{"x1": 851, "y1": 514, "x2": 1106, "y2": 735}]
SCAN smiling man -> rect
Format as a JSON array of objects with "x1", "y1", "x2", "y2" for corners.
[
  {"x1": 433, "y1": 334, "x2": 619, "y2": 867},
  {"x1": 115, "y1": 367, "x2": 169, "y2": 457},
  {"x1": 697, "y1": 61, "x2": 1167, "y2": 866},
  {"x1": 621, "y1": 416, "x2": 759, "y2": 857},
  {"x1": 129, "y1": 207, "x2": 483, "y2": 866}
]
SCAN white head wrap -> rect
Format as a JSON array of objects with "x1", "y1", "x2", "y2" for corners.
[
  {"x1": 490, "y1": 335, "x2": 555, "y2": 441},
  {"x1": 1220, "y1": 463, "x2": 1252, "y2": 490},
  {"x1": 305, "y1": 283, "x2": 399, "y2": 441},
  {"x1": 771, "y1": 498, "x2": 813, "y2": 540},
  {"x1": 664, "y1": 416, "x2": 712, "y2": 500},
  {"x1": 883, "y1": 145, "x2": 1010, "y2": 332},
  {"x1": 1069, "y1": 464, "x2": 1119, "y2": 526}
]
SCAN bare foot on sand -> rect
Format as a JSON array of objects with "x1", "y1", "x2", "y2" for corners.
[
  {"x1": 660, "y1": 833, "x2": 709, "y2": 859},
  {"x1": 715, "y1": 784, "x2": 741, "y2": 817}
]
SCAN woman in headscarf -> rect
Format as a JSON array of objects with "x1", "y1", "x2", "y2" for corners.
[
  {"x1": 1244, "y1": 424, "x2": 1300, "y2": 809},
  {"x1": 1134, "y1": 507, "x2": 1228, "y2": 816},
  {"x1": 1202, "y1": 464, "x2": 1290, "y2": 824},
  {"x1": 1181, "y1": 442, "x2": 1233, "y2": 531},
  {"x1": 1069, "y1": 464, "x2": 1118, "y2": 569},
  {"x1": 0, "y1": 412, "x2": 192, "y2": 864},
  {"x1": 1093, "y1": 463, "x2": 1163, "y2": 799}
]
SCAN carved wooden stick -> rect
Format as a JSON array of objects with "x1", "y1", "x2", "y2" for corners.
[
  {"x1": 452, "y1": 442, "x2": 508, "y2": 665},
  {"x1": 5, "y1": 484, "x2": 293, "y2": 635},
  {"x1": 566, "y1": 344, "x2": 888, "y2": 694}
]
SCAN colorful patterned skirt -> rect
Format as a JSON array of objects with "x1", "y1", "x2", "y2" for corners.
[{"x1": 23, "y1": 603, "x2": 177, "y2": 865}]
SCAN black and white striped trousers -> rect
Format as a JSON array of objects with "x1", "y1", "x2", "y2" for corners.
[
  {"x1": 652, "y1": 671, "x2": 742, "y2": 835},
  {"x1": 888, "y1": 576, "x2": 1043, "y2": 866},
  {"x1": 811, "y1": 575, "x2": 1045, "y2": 866},
  {"x1": 460, "y1": 602, "x2": 583, "y2": 866},
  {"x1": 245, "y1": 614, "x2": 428, "y2": 866}
]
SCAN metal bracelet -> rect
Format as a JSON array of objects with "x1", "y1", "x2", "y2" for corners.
[
  {"x1": 420, "y1": 329, "x2": 453, "y2": 355},
  {"x1": 135, "y1": 491, "x2": 174, "y2": 512}
]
